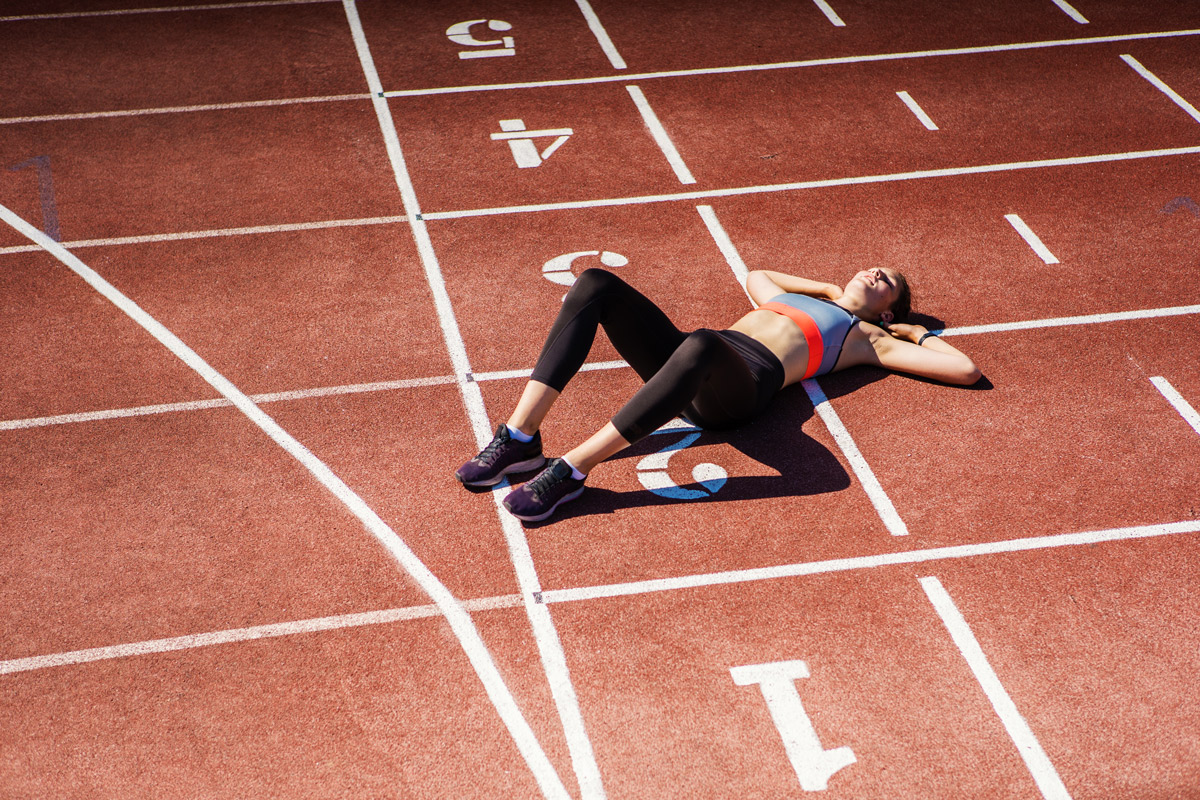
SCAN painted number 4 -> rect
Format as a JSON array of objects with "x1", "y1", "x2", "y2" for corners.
[
  {"x1": 731, "y1": 660, "x2": 856, "y2": 792},
  {"x1": 492, "y1": 119, "x2": 573, "y2": 169}
]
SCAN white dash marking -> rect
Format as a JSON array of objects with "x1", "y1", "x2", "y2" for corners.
[
  {"x1": 1005, "y1": 214, "x2": 1059, "y2": 264},
  {"x1": 896, "y1": 91, "x2": 939, "y2": 130},
  {"x1": 342, "y1": 3, "x2": 599, "y2": 797},
  {"x1": 1050, "y1": 0, "x2": 1089, "y2": 24},
  {"x1": 697, "y1": 203, "x2": 907, "y2": 537},
  {"x1": 812, "y1": 0, "x2": 846, "y2": 26},
  {"x1": 920, "y1": 577, "x2": 1073, "y2": 800},
  {"x1": 1121, "y1": 54, "x2": 1200, "y2": 125},
  {"x1": 574, "y1": 0, "x2": 627, "y2": 69},
  {"x1": 627, "y1": 85, "x2": 696, "y2": 185},
  {"x1": 1151, "y1": 377, "x2": 1200, "y2": 437}
]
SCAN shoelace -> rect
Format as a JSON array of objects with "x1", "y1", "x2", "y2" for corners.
[
  {"x1": 475, "y1": 432, "x2": 512, "y2": 465},
  {"x1": 525, "y1": 462, "x2": 568, "y2": 500}
]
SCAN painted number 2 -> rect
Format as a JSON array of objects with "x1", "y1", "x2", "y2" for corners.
[{"x1": 7, "y1": 155, "x2": 61, "y2": 241}]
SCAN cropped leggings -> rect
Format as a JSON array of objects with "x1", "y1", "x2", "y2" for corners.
[{"x1": 529, "y1": 269, "x2": 785, "y2": 444}]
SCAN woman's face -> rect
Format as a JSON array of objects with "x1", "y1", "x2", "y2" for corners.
[{"x1": 846, "y1": 267, "x2": 902, "y2": 317}]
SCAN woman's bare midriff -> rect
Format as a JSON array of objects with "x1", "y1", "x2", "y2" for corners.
[{"x1": 728, "y1": 308, "x2": 814, "y2": 387}]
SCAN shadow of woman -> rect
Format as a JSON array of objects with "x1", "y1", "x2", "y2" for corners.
[
  {"x1": 526, "y1": 312, "x2": 991, "y2": 525},
  {"x1": 527, "y1": 382, "x2": 856, "y2": 525}
]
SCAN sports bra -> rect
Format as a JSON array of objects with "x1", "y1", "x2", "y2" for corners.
[{"x1": 758, "y1": 293, "x2": 858, "y2": 379}]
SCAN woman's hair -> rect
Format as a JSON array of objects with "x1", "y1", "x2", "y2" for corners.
[{"x1": 889, "y1": 272, "x2": 912, "y2": 323}]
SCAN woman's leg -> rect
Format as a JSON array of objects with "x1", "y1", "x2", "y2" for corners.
[
  {"x1": 503, "y1": 329, "x2": 764, "y2": 520},
  {"x1": 609, "y1": 328, "x2": 761, "y2": 444},
  {"x1": 528, "y1": 268, "x2": 689, "y2": 393},
  {"x1": 459, "y1": 269, "x2": 684, "y2": 486}
]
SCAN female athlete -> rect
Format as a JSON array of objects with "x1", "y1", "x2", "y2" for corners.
[{"x1": 456, "y1": 267, "x2": 980, "y2": 521}]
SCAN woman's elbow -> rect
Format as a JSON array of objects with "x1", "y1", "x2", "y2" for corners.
[{"x1": 953, "y1": 361, "x2": 982, "y2": 386}]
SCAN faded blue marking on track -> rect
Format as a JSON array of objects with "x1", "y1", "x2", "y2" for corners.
[
  {"x1": 1161, "y1": 196, "x2": 1200, "y2": 217},
  {"x1": 8, "y1": 155, "x2": 62, "y2": 241}
]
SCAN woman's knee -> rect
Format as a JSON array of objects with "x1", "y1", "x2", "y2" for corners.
[
  {"x1": 671, "y1": 329, "x2": 724, "y2": 370},
  {"x1": 566, "y1": 268, "x2": 622, "y2": 301}
]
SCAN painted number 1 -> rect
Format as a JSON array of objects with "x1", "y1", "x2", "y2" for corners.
[
  {"x1": 7, "y1": 155, "x2": 61, "y2": 241},
  {"x1": 731, "y1": 660, "x2": 856, "y2": 791}
]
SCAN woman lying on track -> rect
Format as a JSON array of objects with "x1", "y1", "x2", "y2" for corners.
[{"x1": 456, "y1": 267, "x2": 981, "y2": 522}]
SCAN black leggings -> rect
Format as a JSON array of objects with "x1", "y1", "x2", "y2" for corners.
[{"x1": 529, "y1": 269, "x2": 785, "y2": 443}]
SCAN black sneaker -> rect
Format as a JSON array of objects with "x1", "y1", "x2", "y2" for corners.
[
  {"x1": 455, "y1": 425, "x2": 545, "y2": 487},
  {"x1": 503, "y1": 458, "x2": 586, "y2": 522}
]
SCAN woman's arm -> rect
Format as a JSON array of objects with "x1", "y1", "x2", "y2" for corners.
[
  {"x1": 856, "y1": 322, "x2": 982, "y2": 386},
  {"x1": 746, "y1": 270, "x2": 842, "y2": 307}
]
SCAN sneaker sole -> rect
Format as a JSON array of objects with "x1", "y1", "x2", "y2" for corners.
[
  {"x1": 506, "y1": 485, "x2": 585, "y2": 522},
  {"x1": 456, "y1": 455, "x2": 547, "y2": 487}
]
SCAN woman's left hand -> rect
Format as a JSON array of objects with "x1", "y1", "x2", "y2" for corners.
[{"x1": 881, "y1": 321, "x2": 928, "y2": 344}]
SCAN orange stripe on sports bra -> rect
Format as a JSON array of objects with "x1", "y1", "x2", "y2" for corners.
[{"x1": 758, "y1": 301, "x2": 823, "y2": 379}]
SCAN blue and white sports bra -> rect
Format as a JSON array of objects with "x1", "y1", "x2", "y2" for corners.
[{"x1": 757, "y1": 293, "x2": 859, "y2": 378}]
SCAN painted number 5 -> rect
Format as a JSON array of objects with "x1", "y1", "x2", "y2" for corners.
[{"x1": 637, "y1": 427, "x2": 727, "y2": 500}]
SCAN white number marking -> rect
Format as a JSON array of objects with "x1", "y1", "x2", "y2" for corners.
[
  {"x1": 730, "y1": 659, "x2": 856, "y2": 792},
  {"x1": 447, "y1": 19, "x2": 516, "y2": 59}
]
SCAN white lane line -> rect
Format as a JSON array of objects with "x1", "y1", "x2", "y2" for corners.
[
  {"x1": 0, "y1": 376, "x2": 458, "y2": 432},
  {"x1": 1121, "y1": 54, "x2": 1200, "y2": 125},
  {"x1": 896, "y1": 90, "x2": 939, "y2": 130},
  {"x1": 920, "y1": 576, "x2": 1074, "y2": 800},
  {"x1": 541, "y1": 519, "x2": 1200, "y2": 604},
  {"x1": 0, "y1": 94, "x2": 369, "y2": 126},
  {"x1": 382, "y1": 29, "x2": 1200, "y2": 99},
  {"x1": 1004, "y1": 214, "x2": 1060, "y2": 264},
  {"x1": 696, "y1": 204, "x2": 750, "y2": 283},
  {"x1": 1050, "y1": 0, "x2": 1089, "y2": 24},
  {"x1": 0, "y1": 595, "x2": 524, "y2": 676},
  {"x1": 626, "y1": 85, "x2": 696, "y2": 184},
  {"x1": 696, "y1": 203, "x2": 908, "y2": 537},
  {"x1": 342, "y1": 3, "x2": 599, "y2": 797},
  {"x1": 421, "y1": 145, "x2": 1200, "y2": 220},
  {"x1": 0, "y1": 0, "x2": 334, "y2": 22},
  {"x1": 11, "y1": 520, "x2": 1200, "y2": 676},
  {"x1": 473, "y1": 359, "x2": 628, "y2": 383},
  {"x1": 1, "y1": 196, "x2": 564, "y2": 796},
  {"x1": 7, "y1": 304, "x2": 1200, "y2": 435},
  {"x1": 1151, "y1": 377, "x2": 1200, "y2": 437},
  {"x1": 0, "y1": 215, "x2": 407, "y2": 256},
  {"x1": 941, "y1": 303, "x2": 1200, "y2": 337},
  {"x1": 812, "y1": 0, "x2": 846, "y2": 27},
  {"x1": 804, "y1": 380, "x2": 909, "y2": 536},
  {"x1": 574, "y1": 0, "x2": 626, "y2": 70}
]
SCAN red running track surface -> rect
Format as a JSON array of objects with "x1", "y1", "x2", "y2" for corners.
[{"x1": 2, "y1": 1, "x2": 1200, "y2": 798}]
